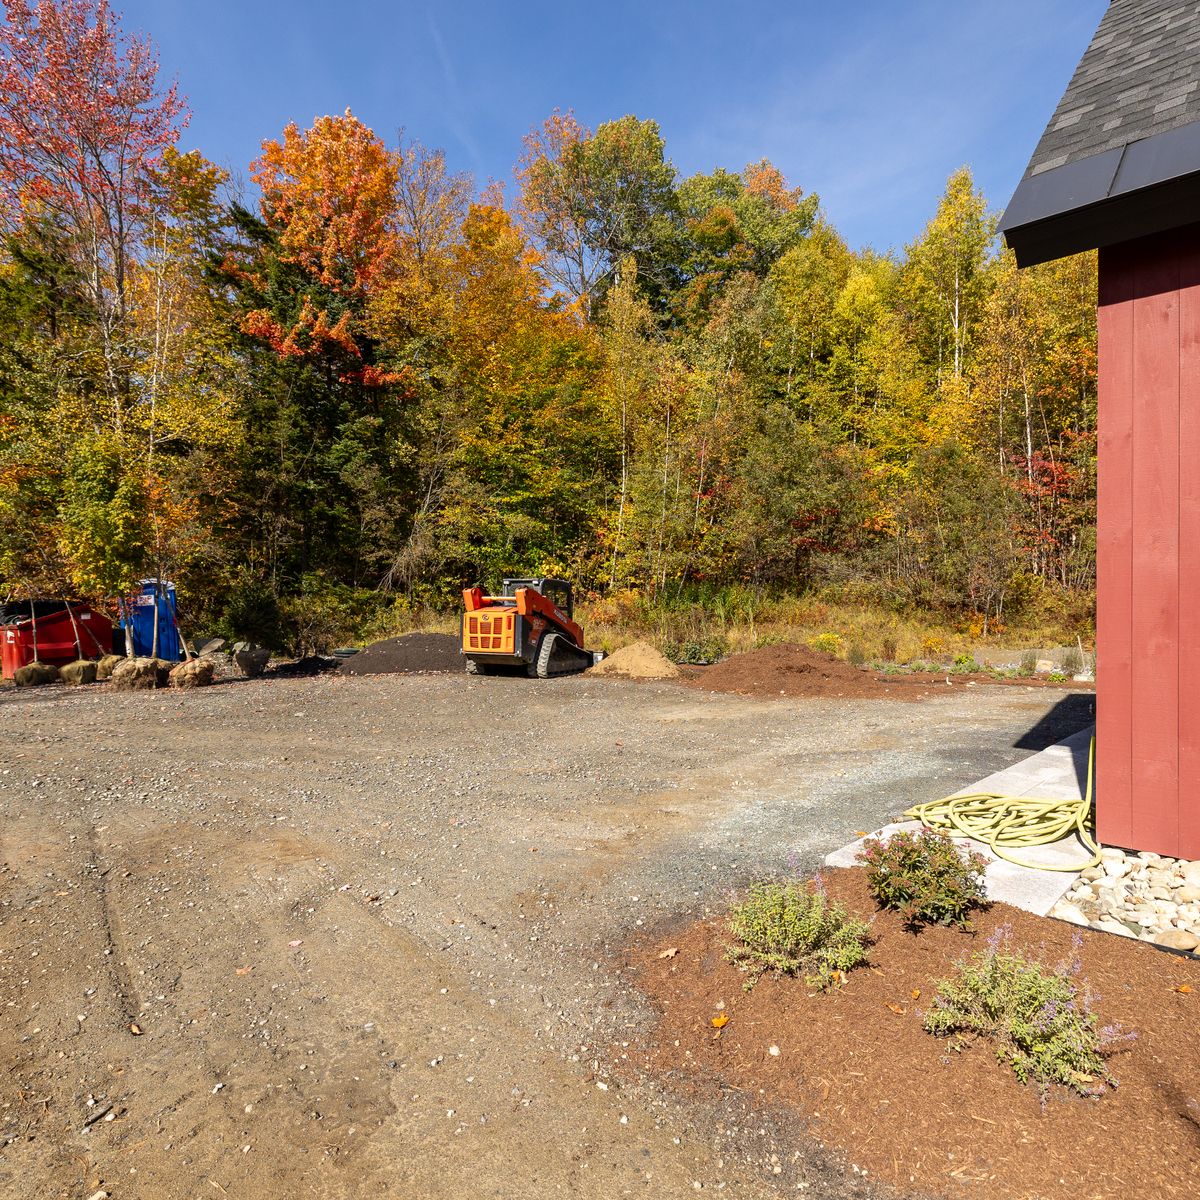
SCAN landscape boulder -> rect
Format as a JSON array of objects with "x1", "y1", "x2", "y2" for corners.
[
  {"x1": 60, "y1": 659, "x2": 98, "y2": 686},
  {"x1": 169, "y1": 657, "x2": 215, "y2": 688},
  {"x1": 14, "y1": 662, "x2": 59, "y2": 687},
  {"x1": 110, "y1": 656, "x2": 172, "y2": 691},
  {"x1": 233, "y1": 645, "x2": 271, "y2": 678},
  {"x1": 95, "y1": 654, "x2": 124, "y2": 680}
]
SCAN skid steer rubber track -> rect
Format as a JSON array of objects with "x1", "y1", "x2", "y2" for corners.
[{"x1": 529, "y1": 632, "x2": 593, "y2": 678}]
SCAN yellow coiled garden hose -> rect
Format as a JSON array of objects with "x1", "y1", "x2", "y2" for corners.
[{"x1": 903, "y1": 737, "x2": 1100, "y2": 871}]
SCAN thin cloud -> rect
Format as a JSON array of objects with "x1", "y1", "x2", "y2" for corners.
[{"x1": 425, "y1": 8, "x2": 486, "y2": 177}]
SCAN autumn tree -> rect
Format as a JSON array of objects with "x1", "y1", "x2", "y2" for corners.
[
  {"x1": 899, "y1": 167, "x2": 994, "y2": 401},
  {"x1": 422, "y1": 202, "x2": 605, "y2": 587},
  {"x1": 0, "y1": 1, "x2": 232, "y2": 607},
  {"x1": 972, "y1": 249, "x2": 1097, "y2": 586},
  {"x1": 673, "y1": 160, "x2": 817, "y2": 322},
  {"x1": 0, "y1": 0, "x2": 186, "y2": 419},
  {"x1": 765, "y1": 219, "x2": 850, "y2": 413},
  {"x1": 516, "y1": 111, "x2": 678, "y2": 310}
]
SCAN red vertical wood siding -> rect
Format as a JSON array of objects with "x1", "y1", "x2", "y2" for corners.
[{"x1": 1097, "y1": 226, "x2": 1200, "y2": 858}]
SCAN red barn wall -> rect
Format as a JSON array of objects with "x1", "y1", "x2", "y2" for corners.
[{"x1": 1097, "y1": 226, "x2": 1200, "y2": 859}]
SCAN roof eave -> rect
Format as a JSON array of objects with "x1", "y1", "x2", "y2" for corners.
[
  {"x1": 1000, "y1": 117, "x2": 1200, "y2": 267},
  {"x1": 1002, "y1": 171, "x2": 1200, "y2": 267}
]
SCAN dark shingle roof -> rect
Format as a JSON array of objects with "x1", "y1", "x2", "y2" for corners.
[
  {"x1": 1027, "y1": 1, "x2": 1200, "y2": 178},
  {"x1": 1000, "y1": 0, "x2": 1200, "y2": 266}
]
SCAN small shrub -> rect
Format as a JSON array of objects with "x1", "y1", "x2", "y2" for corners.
[
  {"x1": 662, "y1": 634, "x2": 729, "y2": 664},
  {"x1": 846, "y1": 642, "x2": 866, "y2": 666},
  {"x1": 1018, "y1": 651, "x2": 1038, "y2": 677},
  {"x1": 880, "y1": 636, "x2": 898, "y2": 662},
  {"x1": 727, "y1": 879, "x2": 871, "y2": 991},
  {"x1": 808, "y1": 631, "x2": 844, "y2": 657},
  {"x1": 951, "y1": 652, "x2": 981, "y2": 673},
  {"x1": 923, "y1": 927, "x2": 1133, "y2": 1099},
  {"x1": 858, "y1": 828, "x2": 988, "y2": 929},
  {"x1": 921, "y1": 635, "x2": 945, "y2": 658},
  {"x1": 904, "y1": 658, "x2": 938, "y2": 673},
  {"x1": 1061, "y1": 646, "x2": 1084, "y2": 676},
  {"x1": 1047, "y1": 671, "x2": 1069, "y2": 683}
]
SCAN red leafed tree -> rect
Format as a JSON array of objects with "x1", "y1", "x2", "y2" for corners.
[{"x1": 0, "y1": 0, "x2": 187, "y2": 407}]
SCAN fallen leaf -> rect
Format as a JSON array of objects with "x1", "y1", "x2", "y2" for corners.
[
  {"x1": 1175, "y1": 984, "x2": 1193, "y2": 994},
  {"x1": 128, "y1": 1022, "x2": 142, "y2": 1036},
  {"x1": 287, "y1": 939, "x2": 303, "y2": 948},
  {"x1": 711, "y1": 1013, "x2": 729, "y2": 1029},
  {"x1": 886, "y1": 1003, "x2": 906, "y2": 1015},
  {"x1": 657, "y1": 947, "x2": 679, "y2": 959},
  {"x1": 853, "y1": 830, "x2": 869, "y2": 837},
  {"x1": 911, "y1": 988, "x2": 921, "y2": 1000},
  {"x1": 366, "y1": 895, "x2": 381, "y2": 904},
  {"x1": 235, "y1": 966, "x2": 253, "y2": 976}
]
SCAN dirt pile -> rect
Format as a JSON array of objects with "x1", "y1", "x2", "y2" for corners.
[
  {"x1": 634, "y1": 867, "x2": 1200, "y2": 1200},
  {"x1": 338, "y1": 632, "x2": 462, "y2": 676},
  {"x1": 691, "y1": 642, "x2": 904, "y2": 700},
  {"x1": 272, "y1": 655, "x2": 339, "y2": 678},
  {"x1": 590, "y1": 640, "x2": 679, "y2": 680}
]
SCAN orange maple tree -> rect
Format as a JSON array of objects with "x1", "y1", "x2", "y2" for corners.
[{"x1": 251, "y1": 108, "x2": 398, "y2": 299}]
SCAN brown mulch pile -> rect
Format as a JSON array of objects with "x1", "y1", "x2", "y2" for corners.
[
  {"x1": 337, "y1": 632, "x2": 462, "y2": 675},
  {"x1": 631, "y1": 868, "x2": 1200, "y2": 1200},
  {"x1": 686, "y1": 643, "x2": 919, "y2": 700}
]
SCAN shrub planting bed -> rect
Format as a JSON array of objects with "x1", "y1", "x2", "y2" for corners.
[{"x1": 631, "y1": 867, "x2": 1200, "y2": 1199}]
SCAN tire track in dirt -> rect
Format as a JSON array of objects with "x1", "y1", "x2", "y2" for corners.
[{"x1": 85, "y1": 824, "x2": 145, "y2": 1030}]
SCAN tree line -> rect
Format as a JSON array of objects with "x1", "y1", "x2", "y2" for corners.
[{"x1": 0, "y1": 1, "x2": 1097, "y2": 650}]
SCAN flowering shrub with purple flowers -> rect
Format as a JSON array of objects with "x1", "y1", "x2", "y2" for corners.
[
  {"x1": 923, "y1": 926, "x2": 1134, "y2": 1098},
  {"x1": 857, "y1": 827, "x2": 988, "y2": 929}
]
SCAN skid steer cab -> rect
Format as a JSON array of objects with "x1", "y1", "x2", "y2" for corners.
[{"x1": 461, "y1": 578, "x2": 597, "y2": 677}]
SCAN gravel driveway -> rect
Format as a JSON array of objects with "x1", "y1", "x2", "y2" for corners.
[{"x1": 0, "y1": 672, "x2": 1093, "y2": 1199}]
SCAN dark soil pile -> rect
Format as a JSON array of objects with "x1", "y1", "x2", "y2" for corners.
[
  {"x1": 689, "y1": 642, "x2": 914, "y2": 700},
  {"x1": 337, "y1": 632, "x2": 462, "y2": 676},
  {"x1": 631, "y1": 867, "x2": 1200, "y2": 1200},
  {"x1": 271, "y1": 655, "x2": 339, "y2": 678}
]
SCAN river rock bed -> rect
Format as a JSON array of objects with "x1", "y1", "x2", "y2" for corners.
[{"x1": 1050, "y1": 846, "x2": 1200, "y2": 951}]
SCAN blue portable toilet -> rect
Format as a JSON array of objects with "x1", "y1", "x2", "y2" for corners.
[{"x1": 121, "y1": 580, "x2": 183, "y2": 660}]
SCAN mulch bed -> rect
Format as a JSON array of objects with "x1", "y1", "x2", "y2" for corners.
[
  {"x1": 336, "y1": 632, "x2": 462, "y2": 676},
  {"x1": 683, "y1": 643, "x2": 913, "y2": 700},
  {"x1": 630, "y1": 867, "x2": 1200, "y2": 1200},
  {"x1": 681, "y1": 643, "x2": 1095, "y2": 701}
]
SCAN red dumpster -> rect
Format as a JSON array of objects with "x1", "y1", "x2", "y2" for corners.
[{"x1": 0, "y1": 601, "x2": 115, "y2": 679}]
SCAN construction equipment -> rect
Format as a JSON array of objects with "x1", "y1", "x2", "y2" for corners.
[{"x1": 461, "y1": 578, "x2": 596, "y2": 678}]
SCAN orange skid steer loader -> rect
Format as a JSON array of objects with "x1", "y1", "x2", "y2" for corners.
[{"x1": 461, "y1": 578, "x2": 597, "y2": 677}]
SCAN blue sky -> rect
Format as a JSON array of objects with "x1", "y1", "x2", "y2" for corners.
[{"x1": 119, "y1": 0, "x2": 1107, "y2": 253}]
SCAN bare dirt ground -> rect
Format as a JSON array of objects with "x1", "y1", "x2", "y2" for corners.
[{"x1": 0, "y1": 671, "x2": 1093, "y2": 1199}]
